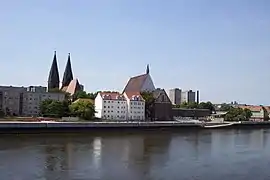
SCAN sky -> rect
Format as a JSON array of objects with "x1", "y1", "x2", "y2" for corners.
[{"x1": 0, "y1": 0, "x2": 269, "y2": 105}]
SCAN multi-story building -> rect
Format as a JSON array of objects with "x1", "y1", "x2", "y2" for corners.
[
  {"x1": 181, "y1": 90, "x2": 196, "y2": 103},
  {"x1": 168, "y1": 88, "x2": 182, "y2": 105},
  {"x1": 169, "y1": 89, "x2": 200, "y2": 104},
  {"x1": 0, "y1": 86, "x2": 25, "y2": 116},
  {"x1": 23, "y1": 86, "x2": 65, "y2": 116},
  {"x1": 123, "y1": 92, "x2": 145, "y2": 120},
  {"x1": 0, "y1": 85, "x2": 65, "y2": 116},
  {"x1": 95, "y1": 92, "x2": 128, "y2": 120}
]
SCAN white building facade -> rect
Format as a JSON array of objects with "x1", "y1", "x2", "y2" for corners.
[
  {"x1": 124, "y1": 92, "x2": 145, "y2": 120},
  {"x1": 95, "y1": 92, "x2": 127, "y2": 120}
]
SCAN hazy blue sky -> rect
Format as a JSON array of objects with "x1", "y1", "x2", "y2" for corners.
[{"x1": 0, "y1": 0, "x2": 269, "y2": 105}]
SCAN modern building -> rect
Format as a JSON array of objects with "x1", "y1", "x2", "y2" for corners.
[
  {"x1": 123, "y1": 92, "x2": 145, "y2": 120},
  {"x1": 181, "y1": 90, "x2": 196, "y2": 103},
  {"x1": 168, "y1": 88, "x2": 182, "y2": 105},
  {"x1": 0, "y1": 85, "x2": 65, "y2": 116},
  {"x1": 169, "y1": 89, "x2": 199, "y2": 104},
  {"x1": 123, "y1": 65, "x2": 155, "y2": 93},
  {"x1": 95, "y1": 92, "x2": 128, "y2": 120}
]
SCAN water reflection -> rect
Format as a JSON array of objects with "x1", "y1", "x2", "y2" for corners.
[{"x1": 0, "y1": 129, "x2": 270, "y2": 179}]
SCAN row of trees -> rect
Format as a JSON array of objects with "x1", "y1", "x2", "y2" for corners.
[
  {"x1": 224, "y1": 107, "x2": 252, "y2": 121},
  {"x1": 173, "y1": 101, "x2": 216, "y2": 112},
  {"x1": 40, "y1": 99, "x2": 95, "y2": 120}
]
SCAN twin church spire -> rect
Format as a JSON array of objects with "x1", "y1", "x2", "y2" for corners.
[{"x1": 48, "y1": 51, "x2": 74, "y2": 90}]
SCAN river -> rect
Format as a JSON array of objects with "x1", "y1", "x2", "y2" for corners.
[{"x1": 0, "y1": 128, "x2": 270, "y2": 180}]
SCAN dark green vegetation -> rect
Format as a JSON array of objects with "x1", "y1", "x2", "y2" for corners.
[
  {"x1": 39, "y1": 90, "x2": 98, "y2": 120},
  {"x1": 140, "y1": 91, "x2": 155, "y2": 120},
  {"x1": 224, "y1": 107, "x2": 252, "y2": 121},
  {"x1": 172, "y1": 101, "x2": 216, "y2": 112},
  {"x1": 73, "y1": 91, "x2": 98, "y2": 101}
]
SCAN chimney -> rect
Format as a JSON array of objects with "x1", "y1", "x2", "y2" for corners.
[{"x1": 196, "y1": 90, "x2": 199, "y2": 103}]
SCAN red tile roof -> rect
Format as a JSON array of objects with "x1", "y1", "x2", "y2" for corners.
[
  {"x1": 123, "y1": 74, "x2": 148, "y2": 93},
  {"x1": 99, "y1": 92, "x2": 125, "y2": 100},
  {"x1": 124, "y1": 92, "x2": 144, "y2": 101},
  {"x1": 239, "y1": 105, "x2": 263, "y2": 112}
]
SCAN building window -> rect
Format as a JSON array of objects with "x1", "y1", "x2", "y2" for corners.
[
  {"x1": 104, "y1": 110, "x2": 106, "y2": 113},
  {"x1": 111, "y1": 106, "x2": 113, "y2": 108},
  {"x1": 104, "y1": 106, "x2": 106, "y2": 108},
  {"x1": 117, "y1": 111, "x2": 119, "y2": 113},
  {"x1": 111, "y1": 110, "x2": 113, "y2": 112}
]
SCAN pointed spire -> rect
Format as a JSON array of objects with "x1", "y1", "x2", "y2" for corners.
[
  {"x1": 62, "y1": 53, "x2": 74, "y2": 88},
  {"x1": 48, "y1": 51, "x2": 60, "y2": 90},
  {"x1": 146, "y1": 64, "x2": 150, "y2": 74}
]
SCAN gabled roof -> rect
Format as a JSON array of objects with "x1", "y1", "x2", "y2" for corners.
[
  {"x1": 124, "y1": 92, "x2": 144, "y2": 101},
  {"x1": 153, "y1": 88, "x2": 172, "y2": 104},
  {"x1": 65, "y1": 79, "x2": 81, "y2": 95},
  {"x1": 123, "y1": 74, "x2": 148, "y2": 93},
  {"x1": 99, "y1": 92, "x2": 125, "y2": 101}
]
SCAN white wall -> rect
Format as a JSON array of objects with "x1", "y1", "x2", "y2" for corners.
[
  {"x1": 128, "y1": 100, "x2": 145, "y2": 120},
  {"x1": 94, "y1": 94, "x2": 103, "y2": 118},
  {"x1": 102, "y1": 100, "x2": 127, "y2": 120}
]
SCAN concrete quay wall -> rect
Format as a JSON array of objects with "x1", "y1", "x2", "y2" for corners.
[{"x1": 0, "y1": 121, "x2": 202, "y2": 129}]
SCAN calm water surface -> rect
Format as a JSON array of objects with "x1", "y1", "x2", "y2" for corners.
[{"x1": 0, "y1": 129, "x2": 270, "y2": 180}]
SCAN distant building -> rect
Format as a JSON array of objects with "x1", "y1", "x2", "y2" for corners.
[
  {"x1": 123, "y1": 92, "x2": 145, "y2": 120},
  {"x1": 181, "y1": 90, "x2": 196, "y2": 103},
  {"x1": 0, "y1": 85, "x2": 65, "y2": 116},
  {"x1": 95, "y1": 92, "x2": 128, "y2": 120},
  {"x1": 168, "y1": 88, "x2": 181, "y2": 105},
  {"x1": 169, "y1": 89, "x2": 199, "y2": 104},
  {"x1": 123, "y1": 65, "x2": 155, "y2": 93}
]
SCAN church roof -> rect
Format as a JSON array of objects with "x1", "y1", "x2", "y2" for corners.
[
  {"x1": 123, "y1": 74, "x2": 148, "y2": 93},
  {"x1": 65, "y1": 79, "x2": 81, "y2": 95},
  {"x1": 62, "y1": 53, "x2": 73, "y2": 88},
  {"x1": 48, "y1": 51, "x2": 60, "y2": 90}
]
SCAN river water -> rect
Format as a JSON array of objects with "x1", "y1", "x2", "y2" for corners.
[{"x1": 0, "y1": 129, "x2": 270, "y2": 180}]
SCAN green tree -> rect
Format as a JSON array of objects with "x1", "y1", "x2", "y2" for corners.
[
  {"x1": 40, "y1": 99, "x2": 68, "y2": 118},
  {"x1": 73, "y1": 91, "x2": 98, "y2": 101},
  {"x1": 198, "y1": 101, "x2": 215, "y2": 112},
  {"x1": 69, "y1": 100, "x2": 95, "y2": 120},
  {"x1": 141, "y1": 91, "x2": 155, "y2": 120},
  {"x1": 219, "y1": 103, "x2": 233, "y2": 111},
  {"x1": 224, "y1": 107, "x2": 252, "y2": 121},
  {"x1": 262, "y1": 106, "x2": 269, "y2": 121}
]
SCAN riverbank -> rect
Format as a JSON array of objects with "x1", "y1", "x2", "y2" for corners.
[{"x1": 0, "y1": 121, "x2": 269, "y2": 133}]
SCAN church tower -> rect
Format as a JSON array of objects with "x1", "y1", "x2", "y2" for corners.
[
  {"x1": 48, "y1": 51, "x2": 60, "y2": 90},
  {"x1": 62, "y1": 53, "x2": 73, "y2": 88},
  {"x1": 146, "y1": 64, "x2": 150, "y2": 74}
]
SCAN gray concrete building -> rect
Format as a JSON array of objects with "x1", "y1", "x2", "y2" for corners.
[
  {"x1": 169, "y1": 88, "x2": 182, "y2": 105},
  {"x1": 181, "y1": 90, "x2": 196, "y2": 103},
  {"x1": 169, "y1": 88, "x2": 200, "y2": 104},
  {"x1": 0, "y1": 85, "x2": 65, "y2": 116}
]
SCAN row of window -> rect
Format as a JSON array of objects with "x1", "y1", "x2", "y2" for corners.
[
  {"x1": 104, "y1": 106, "x2": 126, "y2": 109},
  {"x1": 103, "y1": 115, "x2": 126, "y2": 119},
  {"x1": 103, "y1": 110, "x2": 126, "y2": 113},
  {"x1": 103, "y1": 100, "x2": 143, "y2": 106},
  {"x1": 104, "y1": 100, "x2": 125, "y2": 104}
]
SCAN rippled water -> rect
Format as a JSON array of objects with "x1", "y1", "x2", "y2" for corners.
[{"x1": 0, "y1": 129, "x2": 270, "y2": 180}]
